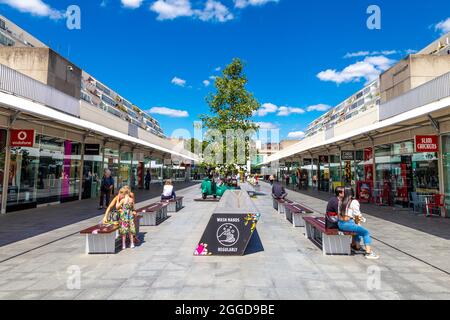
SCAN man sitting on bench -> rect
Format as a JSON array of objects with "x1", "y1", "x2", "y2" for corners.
[{"x1": 272, "y1": 181, "x2": 287, "y2": 200}]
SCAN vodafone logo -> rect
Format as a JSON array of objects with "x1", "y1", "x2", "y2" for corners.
[
  {"x1": 17, "y1": 131, "x2": 27, "y2": 141},
  {"x1": 10, "y1": 129, "x2": 34, "y2": 147}
]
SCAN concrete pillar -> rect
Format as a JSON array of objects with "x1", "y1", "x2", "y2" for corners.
[
  {"x1": 78, "y1": 138, "x2": 85, "y2": 201},
  {"x1": 117, "y1": 145, "x2": 122, "y2": 189},
  {"x1": 338, "y1": 147, "x2": 342, "y2": 186},
  {"x1": 130, "y1": 148, "x2": 134, "y2": 190},
  {"x1": 438, "y1": 133, "x2": 445, "y2": 217},
  {"x1": 1, "y1": 129, "x2": 11, "y2": 214},
  {"x1": 372, "y1": 141, "x2": 376, "y2": 204}
]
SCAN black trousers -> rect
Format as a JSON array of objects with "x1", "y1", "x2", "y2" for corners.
[{"x1": 99, "y1": 189, "x2": 111, "y2": 207}]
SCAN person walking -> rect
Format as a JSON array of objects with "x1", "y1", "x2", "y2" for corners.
[
  {"x1": 145, "y1": 169, "x2": 152, "y2": 190},
  {"x1": 98, "y1": 169, "x2": 114, "y2": 210}
]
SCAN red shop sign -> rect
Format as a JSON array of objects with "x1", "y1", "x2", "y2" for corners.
[
  {"x1": 415, "y1": 135, "x2": 439, "y2": 153},
  {"x1": 10, "y1": 129, "x2": 35, "y2": 147}
]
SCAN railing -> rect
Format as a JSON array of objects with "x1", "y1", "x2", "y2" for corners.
[
  {"x1": 379, "y1": 71, "x2": 450, "y2": 121},
  {"x1": 0, "y1": 63, "x2": 80, "y2": 117}
]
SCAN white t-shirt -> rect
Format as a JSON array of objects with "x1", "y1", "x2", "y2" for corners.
[
  {"x1": 345, "y1": 200, "x2": 362, "y2": 218},
  {"x1": 163, "y1": 185, "x2": 174, "y2": 197}
]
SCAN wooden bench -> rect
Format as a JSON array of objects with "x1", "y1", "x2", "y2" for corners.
[
  {"x1": 80, "y1": 215, "x2": 143, "y2": 254},
  {"x1": 162, "y1": 196, "x2": 184, "y2": 212},
  {"x1": 303, "y1": 217, "x2": 355, "y2": 256},
  {"x1": 137, "y1": 202, "x2": 169, "y2": 226},
  {"x1": 272, "y1": 197, "x2": 287, "y2": 214},
  {"x1": 80, "y1": 224, "x2": 119, "y2": 254},
  {"x1": 284, "y1": 202, "x2": 314, "y2": 227}
]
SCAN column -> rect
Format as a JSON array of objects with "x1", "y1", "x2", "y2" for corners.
[
  {"x1": 338, "y1": 147, "x2": 342, "y2": 186},
  {"x1": 1, "y1": 129, "x2": 11, "y2": 214},
  {"x1": 117, "y1": 145, "x2": 122, "y2": 189},
  {"x1": 130, "y1": 148, "x2": 134, "y2": 190},
  {"x1": 438, "y1": 134, "x2": 445, "y2": 217},
  {"x1": 78, "y1": 138, "x2": 85, "y2": 201},
  {"x1": 372, "y1": 141, "x2": 376, "y2": 204}
]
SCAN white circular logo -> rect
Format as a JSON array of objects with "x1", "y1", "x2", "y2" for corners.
[
  {"x1": 17, "y1": 131, "x2": 27, "y2": 141},
  {"x1": 216, "y1": 223, "x2": 239, "y2": 247}
]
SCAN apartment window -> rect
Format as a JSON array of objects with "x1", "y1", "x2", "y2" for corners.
[
  {"x1": 0, "y1": 19, "x2": 5, "y2": 30},
  {"x1": 101, "y1": 94, "x2": 116, "y2": 106},
  {"x1": 96, "y1": 82, "x2": 111, "y2": 96},
  {"x1": 81, "y1": 91, "x2": 92, "y2": 104},
  {"x1": 0, "y1": 33, "x2": 14, "y2": 46}
]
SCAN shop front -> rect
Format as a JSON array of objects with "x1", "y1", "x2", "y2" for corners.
[
  {"x1": 374, "y1": 140, "x2": 439, "y2": 208},
  {"x1": 443, "y1": 135, "x2": 450, "y2": 209},
  {"x1": 6, "y1": 134, "x2": 82, "y2": 212}
]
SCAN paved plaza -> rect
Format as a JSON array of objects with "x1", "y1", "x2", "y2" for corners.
[{"x1": 0, "y1": 182, "x2": 449, "y2": 300}]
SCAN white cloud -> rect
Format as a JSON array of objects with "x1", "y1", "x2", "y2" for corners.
[
  {"x1": 234, "y1": 0, "x2": 279, "y2": 9},
  {"x1": 256, "y1": 122, "x2": 278, "y2": 130},
  {"x1": 277, "y1": 106, "x2": 305, "y2": 116},
  {"x1": 171, "y1": 76, "x2": 187, "y2": 87},
  {"x1": 121, "y1": 0, "x2": 144, "y2": 9},
  {"x1": 306, "y1": 104, "x2": 332, "y2": 112},
  {"x1": 215, "y1": 67, "x2": 221, "y2": 71},
  {"x1": 0, "y1": 0, "x2": 63, "y2": 19},
  {"x1": 317, "y1": 55, "x2": 395, "y2": 85},
  {"x1": 287, "y1": 131, "x2": 305, "y2": 139},
  {"x1": 203, "y1": 80, "x2": 210, "y2": 87},
  {"x1": 253, "y1": 103, "x2": 278, "y2": 117},
  {"x1": 150, "y1": 0, "x2": 193, "y2": 20},
  {"x1": 344, "y1": 50, "x2": 398, "y2": 59},
  {"x1": 151, "y1": 0, "x2": 233, "y2": 22},
  {"x1": 209, "y1": 75, "x2": 217, "y2": 80},
  {"x1": 148, "y1": 107, "x2": 189, "y2": 117},
  {"x1": 405, "y1": 49, "x2": 418, "y2": 55},
  {"x1": 195, "y1": 0, "x2": 233, "y2": 22},
  {"x1": 435, "y1": 17, "x2": 450, "y2": 34}
]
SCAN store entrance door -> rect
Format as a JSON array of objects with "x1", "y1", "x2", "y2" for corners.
[{"x1": 392, "y1": 155, "x2": 413, "y2": 208}]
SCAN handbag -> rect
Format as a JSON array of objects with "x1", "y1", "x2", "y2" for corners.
[{"x1": 325, "y1": 212, "x2": 339, "y2": 229}]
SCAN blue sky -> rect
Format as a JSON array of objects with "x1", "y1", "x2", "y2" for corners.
[{"x1": 1, "y1": 0, "x2": 449, "y2": 141}]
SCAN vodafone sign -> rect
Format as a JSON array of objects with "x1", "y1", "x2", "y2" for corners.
[
  {"x1": 10, "y1": 129, "x2": 35, "y2": 147},
  {"x1": 415, "y1": 135, "x2": 439, "y2": 153}
]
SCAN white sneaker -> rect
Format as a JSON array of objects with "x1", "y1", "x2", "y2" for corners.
[
  {"x1": 365, "y1": 252, "x2": 379, "y2": 260},
  {"x1": 130, "y1": 244, "x2": 135, "y2": 249}
]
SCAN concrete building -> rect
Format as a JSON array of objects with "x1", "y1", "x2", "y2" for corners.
[
  {"x1": 261, "y1": 32, "x2": 450, "y2": 213},
  {"x1": 0, "y1": 15, "x2": 198, "y2": 214}
]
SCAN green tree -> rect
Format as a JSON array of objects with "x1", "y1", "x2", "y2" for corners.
[{"x1": 200, "y1": 58, "x2": 260, "y2": 169}]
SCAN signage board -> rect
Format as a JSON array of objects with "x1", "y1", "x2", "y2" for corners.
[
  {"x1": 10, "y1": 129, "x2": 35, "y2": 147},
  {"x1": 415, "y1": 135, "x2": 439, "y2": 153},
  {"x1": 341, "y1": 151, "x2": 355, "y2": 161},
  {"x1": 194, "y1": 191, "x2": 260, "y2": 256},
  {"x1": 84, "y1": 144, "x2": 100, "y2": 156},
  {"x1": 302, "y1": 158, "x2": 312, "y2": 166}
]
